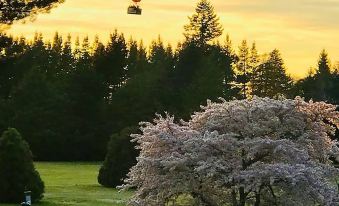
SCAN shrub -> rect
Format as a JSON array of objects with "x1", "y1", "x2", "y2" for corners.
[
  {"x1": 98, "y1": 126, "x2": 139, "y2": 187},
  {"x1": 0, "y1": 128, "x2": 44, "y2": 203}
]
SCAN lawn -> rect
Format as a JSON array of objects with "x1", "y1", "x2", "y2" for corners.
[{"x1": 0, "y1": 162, "x2": 132, "y2": 206}]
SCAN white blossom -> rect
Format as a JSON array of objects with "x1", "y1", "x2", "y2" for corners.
[{"x1": 122, "y1": 97, "x2": 339, "y2": 206}]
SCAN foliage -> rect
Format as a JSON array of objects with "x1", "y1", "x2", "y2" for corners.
[
  {"x1": 295, "y1": 50, "x2": 338, "y2": 103},
  {"x1": 252, "y1": 49, "x2": 293, "y2": 98},
  {"x1": 184, "y1": 0, "x2": 223, "y2": 46},
  {"x1": 171, "y1": 42, "x2": 236, "y2": 119},
  {"x1": 98, "y1": 127, "x2": 139, "y2": 188},
  {"x1": 123, "y1": 97, "x2": 339, "y2": 206},
  {"x1": 0, "y1": 128, "x2": 44, "y2": 203},
  {"x1": 1, "y1": 14, "x2": 338, "y2": 162},
  {"x1": 95, "y1": 30, "x2": 128, "y2": 94},
  {"x1": 236, "y1": 40, "x2": 250, "y2": 99},
  {"x1": 0, "y1": 0, "x2": 64, "y2": 26}
]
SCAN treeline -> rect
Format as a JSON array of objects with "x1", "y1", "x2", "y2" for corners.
[
  {"x1": 1, "y1": 31, "x2": 339, "y2": 161},
  {"x1": 0, "y1": 31, "x2": 233, "y2": 160},
  {"x1": 0, "y1": 31, "x2": 339, "y2": 160}
]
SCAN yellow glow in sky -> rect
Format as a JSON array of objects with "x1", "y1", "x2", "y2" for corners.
[{"x1": 6, "y1": 0, "x2": 339, "y2": 79}]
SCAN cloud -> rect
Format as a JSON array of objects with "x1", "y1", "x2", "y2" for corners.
[{"x1": 215, "y1": 0, "x2": 339, "y2": 29}]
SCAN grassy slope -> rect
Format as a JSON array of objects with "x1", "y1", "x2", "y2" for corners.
[{"x1": 0, "y1": 162, "x2": 132, "y2": 206}]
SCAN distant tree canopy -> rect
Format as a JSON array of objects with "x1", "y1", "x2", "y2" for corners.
[
  {"x1": 0, "y1": 0, "x2": 64, "y2": 25},
  {"x1": 0, "y1": 30, "x2": 238, "y2": 160},
  {"x1": 184, "y1": 0, "x2": 223, "y2": 46}
]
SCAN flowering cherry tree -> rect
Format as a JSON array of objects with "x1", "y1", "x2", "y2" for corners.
[{"x1": 122, "y1": 97, "x2": 339, "y2": 206}]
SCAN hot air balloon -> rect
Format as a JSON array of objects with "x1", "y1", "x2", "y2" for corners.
[{"x1": 127, "y1": 0, "x2": 142, "y2": 15}]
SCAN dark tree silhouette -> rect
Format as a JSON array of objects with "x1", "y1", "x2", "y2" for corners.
[
  {"x1": 5, "y1": 30, "x2": 339, "y2": 163},
  {"x1": 184, "y1": 0, "x2": 223, "y2": 46},
  {"x1": 94, "y1": 30, "x2": 128, "y2": 98},
  {"x1": 98, "y1": 127, "x2": 139, "y2": 187},
  {"x1": 251, "y1": 49, "x2": 292, "y2": 98},
  {"x1": 0, "y1": 0, "x2": 64, "y2": 25},
  {"x1": 171, "y1": 42, "x2": 235, "y2": 119},
  {"x1": 315, "y1": 49, "x2": 332, "y2": 100},
  {"x1": 236, "y1": 40, "x2": 250, "y2": 99},
  {"x1": 295, "y1": 50, "x2": 335, "y2": 103}
]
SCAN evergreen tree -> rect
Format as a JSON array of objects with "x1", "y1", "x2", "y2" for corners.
[
  {"x1": 0, "y1": 35, "x2": 16, "y2": 98},
  {"x1": 48, "y1": 32, "x2": 63, "y2": 78},
  {"x1": 62, "y1": 65, "x2": 107, "y2": 160},
  {"x1": 137, "y1": 40, "x2": 148, "y2": 67},
  {"x1": 249, "y1": 42, "x2": 260, "y2": 74},
  {"x1": 92, "y1": 35, "x2": 101, "y2": 53},
  {"x1": 81, "y1": 36, "x2": 91, "y2": 60},
  {"x1": 0, "y1": 128, "x2": 44, "y2": 203},
  {"x1": 77, "y1": 36, "x2": 92, "y2": 70},
  {"x1": 236, "y1": 40, "x2": 250, "y2": 99},
  {"x1": 94, "y1": 30, "x2": 128, "y2": 97},
  {"x1": 223, "y1": 34, "x2": 235, "y2": 56},
  {"x1": 73, "y1": 36, "x2": 81, "y2": 60},
  {"x1": 2, "y1": 33, "x2": 47, "y2": 99},
  {"x1": 184, "y1": 0, "x2": 223, "y2": 46},
  {"x1": 147, "y1": 37, "x2": 174, "y2": 114},
  {"x1": 317, "y1": 49, "x2": 331, "y2": 76},
  {"x1": 29, "y1": 33, "x2": 54, "y2": 77},
  {"x1": 221, "y1": 35, "x2": 239, "y2": 99},
  {"x1": 127, "y1": 39, "x2": 139, "y2": 79},
  {"x1": 10, "y1": 68, "x2": 65, "y2": 160},
  {"x1": 98, "y1": 127, "x2": 139, "y2": 187},
  {"x1": 296, "y1": 50, "x2": 335, "y2": 102},
  {"x1": 252, "y1": 49, "x2": 292, "y2": 98},
  {"x1": 248, "y1": 42, "x2": 260, "y2": 97},
  {"x1": 51, "y1": 32, "x2": 63, "y2": 54},
  {"x1": 172, "y1": 42, "x2": 235, "y2": 119},
  {"x1": 60, "y1": 34, "x2": 74, "y2": 75},
  {"x1": 92, "y1": 36, "x2": 106, "y2": 74},
  {"x1": 56, "y1": 36, "x2": 107, "y2": 161},
  {"x1": 109, "y1": 36, "x2": 171, "y2": 131},
  {"x1": 126, "y1": 38, "x2": 148, "y2": 80},
  {"x1": 315, "y1": 49, "x2": 332, "y2": 100}
]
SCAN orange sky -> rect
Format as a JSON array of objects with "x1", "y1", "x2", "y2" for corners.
[{"x1": 6, "y1": 0, "x2": 339, "y2": 79}]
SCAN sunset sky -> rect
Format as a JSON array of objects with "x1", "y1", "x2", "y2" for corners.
[{"x1": 6, "y1": 0, "x2": 339, "y2": 79}]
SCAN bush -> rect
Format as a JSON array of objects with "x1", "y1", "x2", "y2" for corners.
[
  {"x1": 0, "y1": 128, "x2": 44, "y2": 203},
  {"x1": 98, "y1": 126, "x2": 139, "y2": 187}
]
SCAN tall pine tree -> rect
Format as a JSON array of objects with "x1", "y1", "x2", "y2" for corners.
[
  {"x1": 296, "y1": 50, "x2": 334, "y2": 102},
  {"x1": 236, "y1": 40, "x2": 250, "y2": 99},
  {"x1": 184, "y1": 0, "x2": 223, "y2": 46},
  {"x1": 252, "y1": 49, "x2": 292, "y2": 98}
]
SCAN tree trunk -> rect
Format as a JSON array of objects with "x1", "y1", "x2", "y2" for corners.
[
  {"x1": 254, "y1": 193, "x2": 260, "y2": 206},
  {"x1": 231, "y1": 189, "x2": 238, "y2": 206},
  {"x1": 239, "y1": 187, "x2": 246, "y2": 206},
  {"x1": 268, "y1": 185, "x2": 278, "y2": 206}
]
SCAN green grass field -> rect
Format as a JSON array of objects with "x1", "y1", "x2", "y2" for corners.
[{"x1": 0, "y1": 162, "x2": 132, "y2": 206}]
